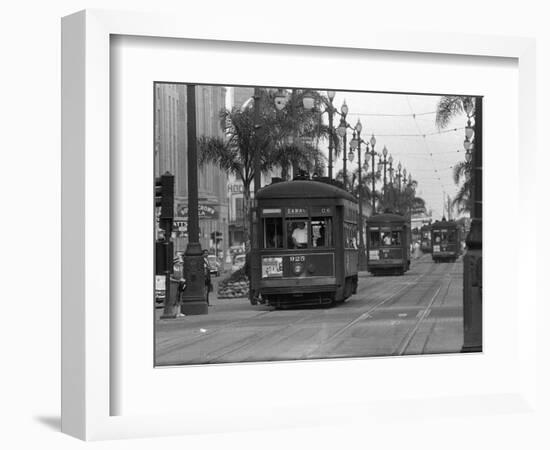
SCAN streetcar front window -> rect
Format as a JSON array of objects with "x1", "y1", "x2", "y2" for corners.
[
  {"x1": 287, "y1": 220, "x2": 309, "y2": 249},
  {"x1": 311, "y1": 218, "x2": 332, "y2": 248},
  {"x1": 369, "y1": 231, "x2": 381, "y2": 248},
  {"x1": 264, "y1": 217, "x2": 283, "y2": 249},
  {"x1": 372, "y1": 230, "x2": 402, "y2": 247},
  {"x1": 433, "y1": 230, "x2": 453, "y2": 244},
  {"x1": 390, "y1": 231, "x2": 402, "y2": 245}
]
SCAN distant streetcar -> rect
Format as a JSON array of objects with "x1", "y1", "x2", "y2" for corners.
[
  {"x1": 366, "y1": 212, "x2": 411, "y2": 276},
  {"x1": 431, "y1": 219, "x2": 462, "y2": 262},
  {"x1": 249, "y1": 178, "x2": 359, "y2": 308},
  {"x1": 420, "y1": 224, "x2": 432, "y2": 253}
]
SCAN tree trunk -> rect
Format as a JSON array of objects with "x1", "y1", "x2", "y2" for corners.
[{"x1": 242, "y1": 185, "x2": 252, "y2": 250}]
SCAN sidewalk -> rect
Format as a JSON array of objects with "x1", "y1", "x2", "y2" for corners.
[{"x1": 155, "y1": 268, "x2": 264, "y2": 324}]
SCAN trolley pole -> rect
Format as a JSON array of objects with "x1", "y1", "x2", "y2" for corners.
[
  {"x1": 181, "y1": 84, "x2": 207, "y2": 315},
  {"x1": 342, "y1": 129, "x2": 348, "y2": 190},
  {"x1": 462, "y1": 96, "x2": 482, "y2": 352},
  {"x1": 370, "y1": 138, "x2": 377, "y2": 215},
  {"x1": 357, "y1": 130, "x2": 367, "y2": 271},
  {"x1": 327, "y1": 99, "x2": 334, "y2": 180},
  {"x1": 249, "y1": 87, "x2": 262, "y2": 304}
]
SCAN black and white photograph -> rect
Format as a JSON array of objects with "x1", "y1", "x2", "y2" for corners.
[{"x1": 154, "y1": 84, "x2": 482, "y2": 366}]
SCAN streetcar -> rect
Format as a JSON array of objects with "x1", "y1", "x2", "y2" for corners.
[
  {"x1": 249, "y1": 177, "x2": 359, "y2": 308},
  {"x1": 420, "y1": 224, "x2": 432, "y2": 253},
  {"x1": 366, "y1": 213, "x2": 411, "y2": 276},
  {"x1": 431, "y1": 219, "x2": 462, "y2": 262}
]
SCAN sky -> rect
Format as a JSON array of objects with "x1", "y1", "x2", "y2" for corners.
[
  {"x1": 327, "y1": 91, "x2": 468, "y2": 221},
  {"x1": 225, "y1": 87, "x2": 470, "y2": 221}
]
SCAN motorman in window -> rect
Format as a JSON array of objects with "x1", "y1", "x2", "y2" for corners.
[{"x1": 291, "y1": 221, "x2": 308, "y2": 249}]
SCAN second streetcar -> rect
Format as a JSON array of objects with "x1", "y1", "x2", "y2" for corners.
[
  {"x1": 431, "y1": 219, "x2": 462, "y2": 262},
  {"x1": 366, "y1": 212, "x2": 411, "y2": 276}
]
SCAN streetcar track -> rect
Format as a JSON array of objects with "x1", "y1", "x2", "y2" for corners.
[
  {"x1": 158, "y1": 306, "x2": 328, "y2": 361},
  {"x1": 394, "y1": 284, "x2": 443, "y2": 355},
  {"x1": 186, "y1": 311, "x2": 322, "y2": 364},
  {"x1": 209, "y1": 322, "x2": 312, "y2": 363},
  {"x1": 156, "y1": 310, "x2": 274, "y2": 357},
  {"x1": 158, "y1": 260, "x2": 437, "y2": 357},
  {"x1": 300, "y1": 263, "x2": 440, "y2": 357},
  {"x1": 395, "y1": 259, "x2": 457, "y2": 356},
  {"x1": 419, "y1": 261, "x2": 458, "y2": 354},
  {"x1": 158, "y1": 257, "x2": 461, "y2": 363},
  {"x1": 301, "y1": 259, "x2": 455, "y2": 358}
]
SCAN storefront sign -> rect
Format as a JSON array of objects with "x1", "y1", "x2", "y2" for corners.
[{"x1": 176, "y1": 203, "x2": 218, "y2": 220}]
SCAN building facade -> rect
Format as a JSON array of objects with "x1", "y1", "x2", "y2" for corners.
[{"x1": 155, "y1": 83, "x2": 229, "y2": 256}]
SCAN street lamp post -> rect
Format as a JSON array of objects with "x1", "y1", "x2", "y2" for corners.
[
  {"x1": 387, "y1": 155, "x2": 394, "y2": 209},
  {"x1": 336, "y1": 101, "x2": 349, "y2": 188},
  {"x1": 462, "y1": 97, "x2": 482, "y2": 353},
  {"x1": 300, "y1": 90, "x2": 338, "y2": 180},
  {"x1": 380, "y1": 145, "x2": 390, "y2": 206},
  {"x1": 249, "y1": 86, "x2": 263, "y2": 305},
  {"x1": 367, "y1": 134, "x2": 377, "y2": 214},
  {"x1": 326, "y1": 90, "x2": 336, "y2": 180},
  {"x1": 397, "y1": 162, "x2": 402, "y2": 191},
  {"x1": 350, "y1": 120, "x2": 367, "y2": 270},
  {"x1": 180, "y1": 84, "x2": 208, "y2": 316}
]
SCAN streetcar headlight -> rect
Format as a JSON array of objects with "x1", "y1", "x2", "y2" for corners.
[{"x1": 293, "y1": 263, "x2": 304, "y2": 275}]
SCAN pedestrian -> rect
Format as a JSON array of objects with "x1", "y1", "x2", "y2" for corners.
[
  {"x1": 413, "y1": 240, "x2": 421, "y2": 259},
  {"x1": 203, "y1": 250, "x2": 213, "y2": 306}
]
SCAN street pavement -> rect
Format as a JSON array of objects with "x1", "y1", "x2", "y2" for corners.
[{"x1": 155, "y1": 253, "x2": 464, "y2": 366}]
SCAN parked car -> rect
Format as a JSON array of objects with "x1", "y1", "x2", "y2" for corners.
[
  {"x1": 231, "y1": 253, "x2": 246, "y2": 272},
  {"x1": 207, "y1": 254, "x2": 221, "y2": 277},
  {"x1": 229, "y1": 245, "x2": 245, "y2": 257}
]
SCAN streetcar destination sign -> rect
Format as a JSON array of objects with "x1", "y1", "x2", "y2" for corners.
[{"x1": 285, "y1": 207, "x2": 307, "y2": 216}]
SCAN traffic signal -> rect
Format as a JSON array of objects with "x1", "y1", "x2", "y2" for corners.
[
  {"x1": 155, "y1": 241, "x2": 174, "y2": 275},
  {"x1": 155, "y1": 172, "x2": 174, "y2": 220},
  {"x1": 210, "y1": 231, "x2": 223, "y2": 244}
]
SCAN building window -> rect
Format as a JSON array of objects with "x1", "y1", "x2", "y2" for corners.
[{"x1": 235, "y1": 197, "x2": 244, "y2": 223}]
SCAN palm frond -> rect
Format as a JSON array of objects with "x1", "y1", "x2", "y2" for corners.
[{"x1": 435, "y1": 96, "x2": 476, "y2": 130}]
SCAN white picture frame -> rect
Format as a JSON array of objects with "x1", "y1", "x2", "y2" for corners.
[{"x1": 61, "y1": 9, "x2": 538, "y2": 441}]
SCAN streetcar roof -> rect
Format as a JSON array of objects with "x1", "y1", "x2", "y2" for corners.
[{"x1": 257, "y1": 179, "x2": 357, "y2": 202}]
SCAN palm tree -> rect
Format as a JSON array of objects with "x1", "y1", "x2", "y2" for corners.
[
  {"x1": 381, "y1": 178, "x2": 426, "y2": 217},
  {"x1": 336, "y1": 166, "x2": 380, "y2": 214},
  {"x1": 451, "y1": 160, "x2": 472, "y2": 214},
  {"x1": 435, "y1": 96, "x2": 475, "y2": 213},
  {"x1": 198, "y1": 88, "x2": 327, "y2": 241},
  {"x1": 435, "y1": 96, "x2": 475, "y2": 130},
  {"x1": 270, "y1": 89, "x2": 335, "y2": 179}
]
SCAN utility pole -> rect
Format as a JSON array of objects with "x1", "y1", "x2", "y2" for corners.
[
  {"x1": 181, "y1": 84, "x2": 208, "y2": 315},
  {"x1": 249, "y1": 87, "x2": 262, "y2": 305},
  {"x1": 462, "y1": 96, "x2": 482, "y2": 352}
]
